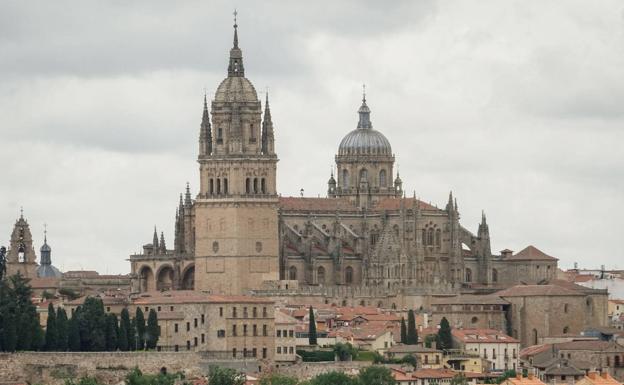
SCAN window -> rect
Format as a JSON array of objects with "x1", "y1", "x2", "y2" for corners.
[
  {"x1": 174, "y1": 345, "x2": 179, "y2": 352},
  {"x1": 435, "y1": 229, "x2": 441, "y2": 246},
  {"x1": 345, "y1": 266, "x2": 354, "y2": 285},
  {"x1": 170, "y1": 306, "x2": 174, "y2": 311},
  {"x1": 194, "y1": 318, "x2": 198, "y2": 328},
  {"x1": 379, "y1": 170, "x2": 387, "y2": 187},
  {"x1": 174, "y1": 323, "x2": 178, "y2": 333},
  {"x1": 246, "y1": 178, "x2": 250, "y2": 194},
  {"x1": 220, "y1": 307, "x2": 223, "y2": 317},
  {"x1": 186, "y1": 322, "x2": 190, "y2": 332},
  {"x1": 263, "y1": 347, "x2": 267, "y2": 359},
  {"x1": 218, "y1": 127, "x2": 223, "y2": 140},
  {"x1": 223, "y1": 178, "x2": 228, "y2": 195},
  {"x1": 492, "y1": 268, "x2": 498, "y2": 283},
  {"x1": 243, "y1": 324, "x2": 248, "y2": 336},
  {"x1": 254, "y1": 178, "x2": 258, "y2": 194},
  {"x1": 157, "y1": 306, "x2": 161, "y2": 312},
  {"x1": 201, "y1": 334, "x2": 205, "y2": 343},
  {"x1": 277, "y1": 330, "x2": 282, "y2": 337},
  {"x1": 465, "y1": 268, "x2": 472, "y2": 282},
  {"x1": 210, "y1": 179, "x2": 214, "y2": 195},
  {"x1": 564, "y1": 304, "x2": 569, "y2": 313},
  {"x1": 243, "y1": 307, "x2": 248, "y2": 318},
  {"x1": 217, "y1": 179, "x2": 221, "y2": 194},
  {"x1": 232, "y1": 325, "x2": 237, "y2": 336},
  {"x1": 186, "y1": 340, "x2": 190, "y2": 350},
  {"x1": 342, "y1": 169, "x2": 349, "y2": 189},
  {"x1": 252, "y1": 348, "x2": 257, "y2": 357},
  {"x1": 263, "y1": 325, "x2": 268, "y2": 336},
  {"x1": 261, "y1": 178, "x2": 266, "y2": 194},
  {"x1": 289, "y1": 266, "x2": 297, "y2": 280},
  {"x1": 106, "y1": 307, "x2": 110, "y2": 312},
  {"x1": 217, "y1": 330, "x2": 225, "y2": 338},
  {"x1": 289, "y1": 330, "x2": 294, "y2": 337},
  {"x1": 563, "y1": 326, "x2": 570, "y2": 334},
  {"x1": 232, "y1": 307, "x2": 237, "y2": 318},
  {"x1": 359, "y1": 168, "x2": 368, "y2": 182},
  {"x1": 289, "y1": 347, "x2": 294, "y2": 354},
  {"x1": 201, "y1": 314, "x2": 205, "y2": 324},
  {"x1": 253, "y1": 325, "x2": 258, "y2": 336},
  {"x1": 263, "y1": 307, "x2": 267, "y2": 317},
  {"x1": 232, "y1": 348, "x2": 237, "y2": 358},
  {"x1": 317, "y1": 266, "x2": 326, "y2": 284},
  {"x1": 253, "y1": 307, "x2": 257, "y2": 318},
  {"x1": 194, "y1": 337, "x2": 198, "y2": 347}
]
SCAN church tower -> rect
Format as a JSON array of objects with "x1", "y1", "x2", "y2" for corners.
[
  {"x1": 193, "y1": 17, "x2": 280, "y2": 294},
  {"x1": 6, "y1": 209, "x2": 38, "y2": 278}
]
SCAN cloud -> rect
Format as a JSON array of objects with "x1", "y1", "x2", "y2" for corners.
[{"x1": 1, "y1": 0, "x2": 623, "y2": 273}]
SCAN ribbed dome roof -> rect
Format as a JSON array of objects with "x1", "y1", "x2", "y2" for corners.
[
  {"x1": 214, "y1": 76, "x2": 258, "y2": 103},
  {"x1": 338, "y1": 97, "x2": 392, "y2": 156}
]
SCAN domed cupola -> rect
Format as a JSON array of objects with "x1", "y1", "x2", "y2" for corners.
[
  {"x1": 332, "y1": 88, "x2": 400, "y2": 208},
  {"x1": 338, "y1": 93, "x2": 392, "y2": 156},
  {"x1": 36, "y1": 226, "x2": 62, "y2": 278}
]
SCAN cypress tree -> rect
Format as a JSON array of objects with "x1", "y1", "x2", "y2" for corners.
[
  {"x1": 438, "y1": 317, "x2": 452, "y2": 350},
  {"x1": 120, "y1": 308, "x2": 132, "y2": 351},
  {"x1": 105, "y1": 313, "x2": 118, "y2": 351},
  {"x1": 68, "y1": 312, "x2": 81, "y2": 351},
  {"x1": 146, "y1": 309, "x2": 159, "y2": 349},
  {"x1": 3, "y1": 315, "x2": 17, "y2": 352},
  {"x1": 400, "y1": 317, "x2": 407, "y2": 344},
  {"x1": 129, "y1": 317, "x2": 137, "y2": 351},
  {"x1": 407, "y1": 309, "x2": 418, "y2": 345},
  {"x1": 78, "y1": 297, "x2": 107, "y2": 351},
  {"x1": 118, "y1": 317, "x2": 129, "y2": 351},
  {"x1": 45, "y1": 302, "x2": 57, "y2": 350},
  {"x1": 135, "y1": 308, "x2": 146, "y2": 350},
  {"x1": 56, "y1": 308, "x2": 69, "y2": 351},
  {"x1": 308, "y1": 306, "x2": 317, "y2": 346}
]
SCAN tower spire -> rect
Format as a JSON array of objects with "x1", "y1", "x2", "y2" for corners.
[
  {"x1": 227, "y1": 10, "x2": 245, "y2": 77},
  {"x1": 153, "y1": 226, "x2": 159, "y2": 248},
  {"x1": 261, "y1": 90, "x2": 275, "y2": 155},
  {"x1": 199, "y1": 91, "x2": 212, "y2": 155},
  {"x1": 184, "y1": 182, "x2": 192, "y2": 206},
  {"x1": 357, "y1": 85, "x2": 372, "y2": 129}
]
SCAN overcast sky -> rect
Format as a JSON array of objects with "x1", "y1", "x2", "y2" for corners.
[{"x1": 1, "y1": 0, "x2": 623, "y2": 274}]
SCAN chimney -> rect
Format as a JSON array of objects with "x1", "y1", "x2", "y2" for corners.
[
  {"x1": 516, "y1": 373, "x2": 523, "y2": 380},
  {"x1": 528, "y1": 374, "x2": 535, "y2": 380},
  {"x1": 588, "y1": 372, "x2": 597, "y2": 380},
  {"x1": 601, "y1": 372, "x2": 608, "y2": 380},
  {"x1": 501, "y1": 249, "x2": 513, "y2": 259}
]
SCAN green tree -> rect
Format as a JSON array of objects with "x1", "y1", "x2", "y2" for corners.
[
  {"x1": 2, "y1": 314, "x2": 17, "y2": 351},
  {"x1": 208, "y1": 365, "x2": 245, "y2": 385},
  {"x1": 124, "y1": 367, "x2": 186, "y2": 385},
  {"x1": 451, "y1": 373, "x2": 469, "y2": 385},
  {"x1": 45, "y1": 302, "x2": 58, "y2": 350},
  {"x1": 308, "y1": 306, "x2": 317, "y2": 346},
  {"x1": 400, "y1": 317, "x2": 407, "y2": 343},
  {"x1": 333, "y1": 342, "x2": 358, "y2": 361},
  {"x1": 129, "y1": 317, "x2": 137, "y2": 350},
  {"x1": 358, "y1": 366, "x2": 395, "y2": 385},
  {"x1": 424, "y1": 333, "x2": 438, "y2": 348},
  {"x1": 437, "y1": 317, "x2": 452, "y2": 350},
  {"x1": 9, "y1": 273, "x2": 42, "y2": 351},
  {"x1": 77, "y1": 297, "x2": 107, "y2": 351},
  {"x1": 309, "y1": 371, "x2": 355, "y2": 385},
  {"x1": 259, "y1": 373, "x2": 299, "y2": 385},
  {"x1": 56, "y1": 307, "x2": 69, "y2": 351},
  {"x1": 68, "y1": 312, "x2": 81, "y2": 351},
  {"x1": 145, "y1": 309, "x2": 159, "y2": 349},
  {"x1": 406, "y1": 309, "x2": 418, "y2": 345},
  {"x1": 105, "y1": 313, "x2": 118, "y2": 351},
  {"x1": 135, "y1": 307, "x2": 146, "y2": 350},
  {"x1": 119, "y1": 307, "x2": 132, "y2": 351},
  {"x1": 64, "y1": 375, "x2": 104, "y2": 385}
]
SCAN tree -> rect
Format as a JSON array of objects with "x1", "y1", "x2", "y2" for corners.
[
  {"x1": 400, "y1": 317, "x2": 407, "y2": 343},
  {"x1": 437, "y1": 317, "x2": 452, "y2": 350},
  {"x1": 68, "y1": 312, "x2": 81, "y2": 351},
  {"x1": 309, "y1": 371, "x2": 355, "y2": 385},
  {"x1": 135, "y1": 308, "x2": 146, "y2": 350},
  {"x1": 45, "y1": 302, "x2": 58, "y2": 350},
  {"x1": 56, "y1": 307, "x2": 69, "y2": 351},
  {"x1": 406, "y1": 309, "x2": 418, "y2": 345},
  {"x1": 145, "y1": 309, "x2": 159, "y2": 349},
  {"x1": 124, "y1": 367, "x2": 187, "y2": 385},
  {"x1": 105, "y1": 313, "x2": 118, "y2": 351},
  {"x1": 308, "y1": 306, "x2": 317, "y2": 346},
  {"x1": 424, "y1": 333, "x2": 438, "y2": 348},
  {"x1": 10, "y1": 273, "x2": 42, "y2": 351},
  {"x1": 208, "y1": 365, "x2": 245, "y2": 385},
  {"x1": 129, "y1": 317, "x2": 137, "y2": 350},
  {"x1": 259, "y1": 373, "x2": 299, "y2": 385},
  {"x1": 333, "y1": 342, "x2": 358, "y2": 361},
  {"x1": 75, "y1": 297, "x2": 107, "y2": 351},
  {"x1": 451, "y1": 373, "x2": 469, "y2": 385},
  {"x1": 120, "y1": 307, "x2": 132, "y2": 351},
  {"x1": 358, "y1": 366, "x2": 396, "y2": 385}
]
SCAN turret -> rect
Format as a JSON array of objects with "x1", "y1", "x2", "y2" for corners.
[
  {"x1": 199, "y1": 93, "x2": 212, "y2": 156},
  {"x1": 261, "y1": 92, "x2": 275, "y2": 155},
  {"x1": 227, "y1": 12, "x2": 245, "y2": 77},
  {"x1": 328, "y1": 169, "x2": 337, "y2": 197},
  {"x1": 184, "y1": 182, "x2": 192, "y2": 207},
  {"x1": 159, "y1": 232, "x2": 167, "y2": 254},
  {"x1": 394, "y1": 172, "x2": 403, "y2": 196}
]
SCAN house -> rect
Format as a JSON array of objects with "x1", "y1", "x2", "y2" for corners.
[
  {"x1": 575, "y1": 372, "x2": 622, "y2": 385},
  {"x1": 452, "y1": 328, "x2": 521, "y2": 372},
  {"x1": 386, "y1": 345, "x2": 444, "y2": 369},
  {"x1": 391, "y1": 368, "x2": 493, "y2": 385},
  {"x1": 500, "y1": 373, "x2": 548, "y2": 385}
]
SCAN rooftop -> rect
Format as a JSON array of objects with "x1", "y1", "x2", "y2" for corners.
[
  {"x1": 504, "y1": 245, "x2": 558, "y2": 261},
  {"x1": 452, "y1": 328, "x2": 520, "y2": 343}
]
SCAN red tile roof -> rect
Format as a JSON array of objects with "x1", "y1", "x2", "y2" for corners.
[
  {"x1": 452, "y1": 328, "x2": 520, "y2": 343},
  {"x1": 504, "y1": 245, "x2": 558, "y2": 261},
  {"x1": 582, "y1": 372, "x2": 621, "y2": 385}
]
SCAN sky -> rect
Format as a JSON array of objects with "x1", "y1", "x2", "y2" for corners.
[{"x1": 1, "y1": 0, "x2": 623, "y2": 274}]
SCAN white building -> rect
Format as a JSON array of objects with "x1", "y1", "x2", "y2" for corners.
[{"x1": 452, "y1": 328, "x2": 521, "y2": 372}]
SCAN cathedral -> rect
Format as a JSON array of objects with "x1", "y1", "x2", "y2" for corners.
[{"x1": 129, "y1": 20, "x2": 559, "y2": 302}]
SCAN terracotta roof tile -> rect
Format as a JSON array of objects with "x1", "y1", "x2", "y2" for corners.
[
  {"x1": 505, "y1": 245, "x2": 558, "y2": 261},
  {"x1": 504, "y1": 375, "x2": 548, "y2": 385},
  {"x1": 452, "y1": 328, "x2": 520, "y2": 343},
  {"x1": 582, "y1": 372, "x2": 621, "y2": 385}
]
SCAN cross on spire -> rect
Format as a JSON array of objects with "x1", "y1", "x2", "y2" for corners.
[
  {"x1": 362, "y1": 84, "x2": 366, "y2": 103},
  {"x1": 233, "y1": 9, "x2": 238, "y2": 26},
  {"x1": 19, "y1": 206, "x2": 24, "y2": 219},
  {"x1": 44, "y1": 223, "x2": 47, "y2": 242}
]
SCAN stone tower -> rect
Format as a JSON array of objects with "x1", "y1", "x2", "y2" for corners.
[
  {"x1": 332, "y1": 90, "x2": 399, "y2": 208},
  {"x1": 6, "y1": 210, "x2": 38, "y2": 278},
  {"x1": 193, "y1": 19, "x2": 280, "y2": 294}
]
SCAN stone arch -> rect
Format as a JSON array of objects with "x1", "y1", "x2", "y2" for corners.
[
  {"x1": 156, "y1": 264, "x2": 174, "y2": 291},
  {"x1": 377, "y1": 301, "x2": 383, "y2": 308},
  {"x1": 379, "y1": 169, "x2": 387, "y2": 187},
  {"x1": 139, "y1": 265, "x2": 154, "y2": 292},
  {"x1": 289, "y1": 266, "x2": 297, "y2": 281},
  {"x1": 181, "y1": 265, "x2": 195, "y2": 290},
  {"x1": 317, "y1": 266, "x2": 325, "y2": 285}
]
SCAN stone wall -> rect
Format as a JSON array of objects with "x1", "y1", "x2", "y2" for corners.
[
  {"x1": 0, "y1": 352, "x2": 202, "y2": 385},
  {"x1": 278, "y1": 360, "x2": 371, "y2": 379}
]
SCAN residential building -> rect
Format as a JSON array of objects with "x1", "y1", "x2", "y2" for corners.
[
  {"x1": 576, "y1": 372, "x2": 623, "y2": 385},
  {"x1": 452, "y1": 328, "x2": 521, "y2": 372},
  {"x1": 386, "y1": 345, "x2": 444, "y2": 369},
  {"x1": 500, "y1": 373, "x2": 548, "y2": 385},
  {"x1": 275, "y1": 311, "x2": 297, "y2": 364}
]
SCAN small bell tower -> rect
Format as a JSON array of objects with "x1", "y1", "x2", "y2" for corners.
[{"x1": 6, "y1": 208, "x2": 39, "y2": 278}]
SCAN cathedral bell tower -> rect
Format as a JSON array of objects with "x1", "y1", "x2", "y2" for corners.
[
  {"x1": 193, "y1": 17, "x2": 279, "y2": 295},
  {"x1": 6, "y1": 209, "x2": 38, "y2": 278}
]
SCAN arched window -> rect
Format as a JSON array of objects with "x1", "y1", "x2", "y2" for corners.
[
  {"x1": 249, "y1": 124, "x2": 255, "y2": 140},
  {"x1": 465, "y1": 268, "x2": 472, "y2": 282},
  {"x1": 253, "y1": 178, "x2": 258, "y2": 194},
  {"x1": 223, "y1": 178, "x2": 228, "y2": 195},
  {"x1": 217, "y1": 127, "x2": 223, "y2": 140},
  {"x1": 435, "y1": 229, "x2": 441, "y2": 246},
  {"x1": 216, "y1": 179, "x2": 221, "y2": 194},
  {"x1": 393, "y1": 224, "x2": 400, "y2": 237},
  {"x1": 563, "y1": 326, "x2": 569, "y2": 334},
  {"x1": 428, "y1": 228, "x2": 434, "y2": 246},
  {"x1": 359, "y1": 168, "x2": 368, "y2": 182},
  {"x1": 317, "y1": 266, "x2": 325, "y2": 285},
  {"x1": 261, "y1": 178, "x2": 266, "y2": 194},
  {"x1": 342, "y1": 169, "x2": 349, "y2": 189},
  {"x1": 345, "y1": 266, "x2": 353, "y2": 285},
  {"x1": 492, "y1": 268, "x2": 498, "y2": 283},
  {"x1": 379, "y1": 170, "x2": 387, "y2": 187},
  {"x1": 288, "y1": 266, "x2": 297, "y2": 281},
  {"x1": 210, "y1": 179, "x2": 214, "y2": 195},
  {"x1": 564, "y1": 303, "x2": 569, "y2": 313},
  {"x1": 532, "y1": 329, "x2": 538, "y2": 345},
  {"x1": 246, "y1": 178, "x2": 250, "y2": 194},
  {"x1": 422, "y1": 229, "x2": 427, "y2": 245}
]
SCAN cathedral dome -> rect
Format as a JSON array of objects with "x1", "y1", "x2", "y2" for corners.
[
  {"x1": 338, "y1": 97, "x2": 392, "y2": 156},
  {"x1": 214, "y1": 76, "x2": 258, "y2": 103}
]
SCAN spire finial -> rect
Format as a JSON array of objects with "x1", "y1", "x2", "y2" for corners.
[
  {"x1": 44, "y1": 223, "x2": 48, "y2": 242},
  {"x1": 233, "y1": 9, "x2": 239, "y2": 48},
  {"x1": 20, "y1": 206, "x2": 23, "y2": 219},
  {"x1": 362, "y1": 83, "x2": 366, "y2": 103}
]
